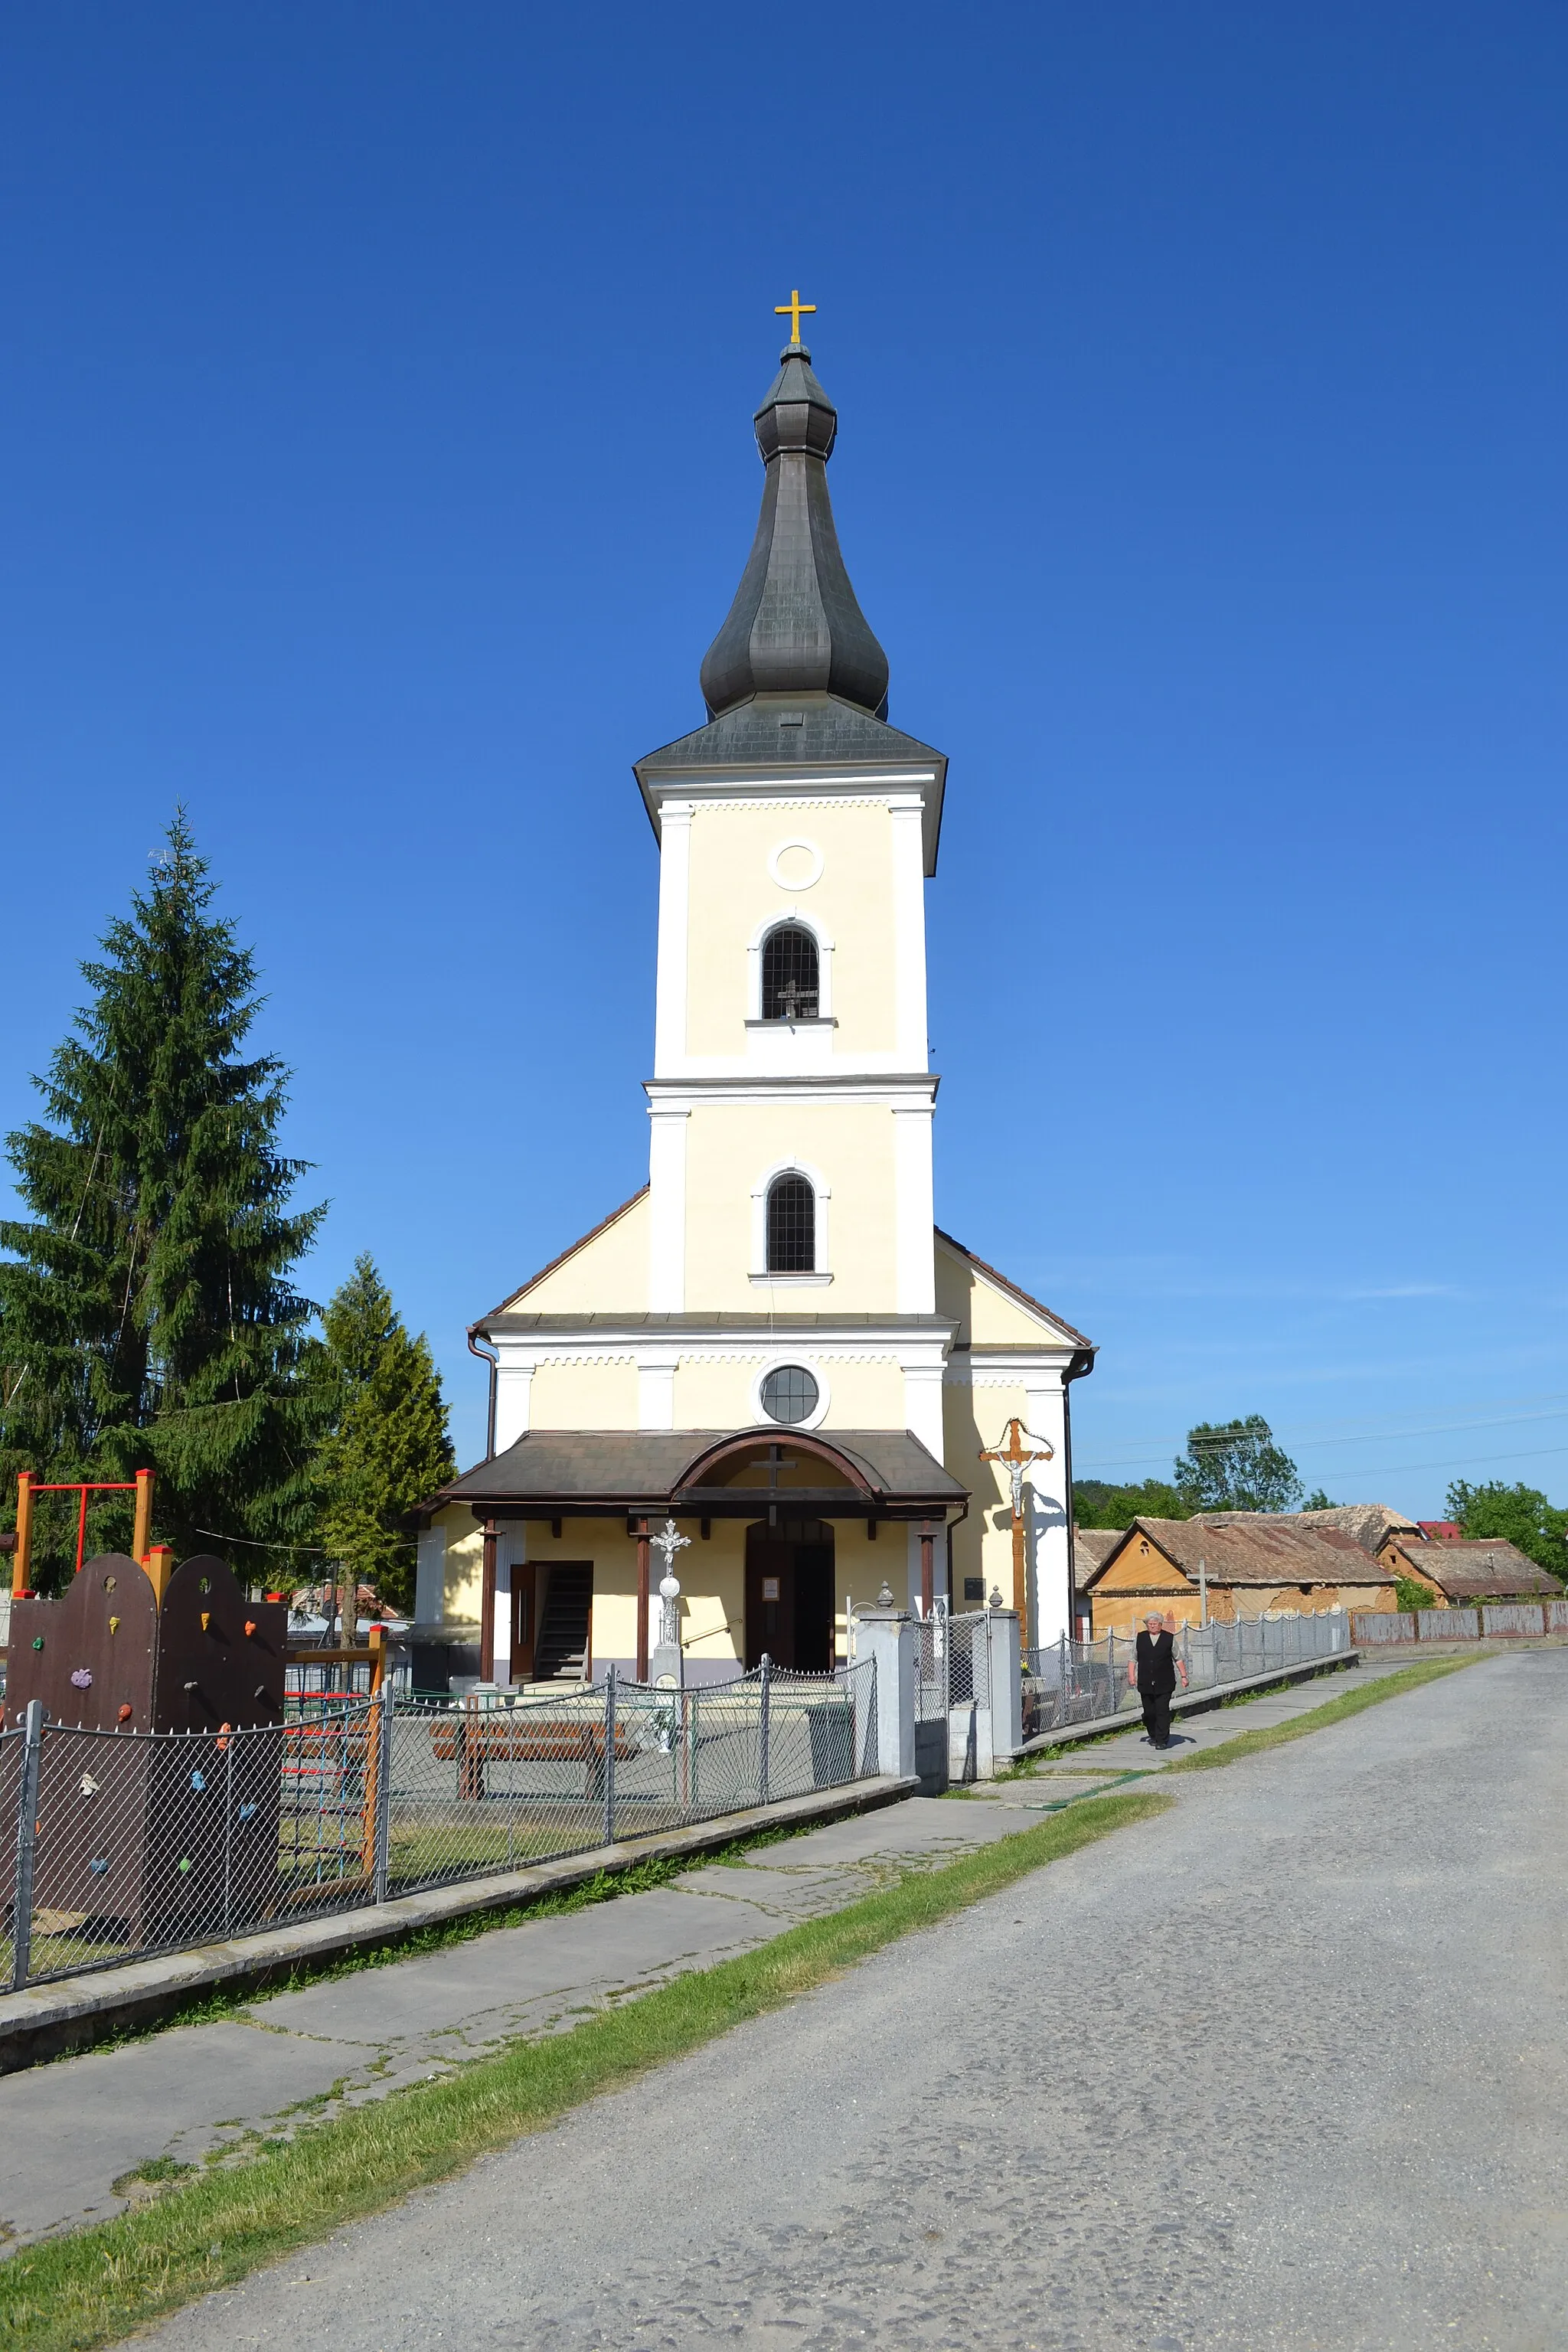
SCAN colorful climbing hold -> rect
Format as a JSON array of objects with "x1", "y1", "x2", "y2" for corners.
[
  {"x1": 189, "y1": 1770, "x2": 207, "y2": 1792},
  {"x1": 108, "y1": 1615, "x2": 120, "y2": 1633},
  {"x1": 237, "y1": 1802, "x2": 258, "y2": 1823},
  {"x1": 31, "y1": 1638, "x2": 43, "y2": 1652},
  {"x1": 178, "y1": 1858, "x2": 191, "y2": 1874},
  {"x1": 117, "y1": 1703, "x2": 133, "y2": 1723},
  {"x1": 70, "y1": 1668, "x2": 93, "y2": 1690},
  {"x1": 79, "y1": 1774, "x2": 99, "y2": 1798},
  {"x1": 243, "y1": 1620, "x2": 257, "y2": 1638},
  {"x1": 88, "y1": 1857, "x2": 109, "y2": 1874},
  {"x1": 201, "y1": 1611, "x2": 211, "y2": 1632}
]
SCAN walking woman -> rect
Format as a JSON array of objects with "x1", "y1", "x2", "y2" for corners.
[{"x1": 1128, "y1": 1611, "x2": 1187, "y2": 1749}]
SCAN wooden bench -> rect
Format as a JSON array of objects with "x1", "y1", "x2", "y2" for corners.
[{"x1": 428, "y1": 1714, "x2": 640, "y2": 1800}]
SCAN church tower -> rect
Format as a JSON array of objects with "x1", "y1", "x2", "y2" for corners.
[
  {"x1": 634, "y1": 331, "x2": 947, "y2": 1419},
  {"x1": 417, "y1": 314, "x2": 1094, "y2": 1690}
]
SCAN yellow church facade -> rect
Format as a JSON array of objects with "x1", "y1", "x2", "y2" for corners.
[{"x1": 412, "y1": 320, "x2": 1093, "y2": 1687}]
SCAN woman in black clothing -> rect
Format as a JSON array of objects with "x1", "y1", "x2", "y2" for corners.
[{"x1": 1127, "y1": 1611, "x2": 1188, "y2": 1748}]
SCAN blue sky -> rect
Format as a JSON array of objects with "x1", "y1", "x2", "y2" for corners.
[{"x1": 2, "y1": 3, "x2": 1564, "y2": 1514}]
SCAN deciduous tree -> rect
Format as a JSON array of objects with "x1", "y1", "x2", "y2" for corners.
[
  {"x1": 1173, "y1": 1416, "x2": 1304, "y2": 1515},
  {"x1": 1446, "y1": 1479, "x2": 1567, "y2": 1585}
]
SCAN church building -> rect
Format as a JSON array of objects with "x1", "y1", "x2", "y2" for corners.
[{"x1": 412, "y1": 308, "x2": 1094, "y2": 1687}]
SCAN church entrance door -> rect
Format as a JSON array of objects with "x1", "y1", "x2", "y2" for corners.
[{"x1": 744, "y1": 1519, "x2": 835, "y2": 1672}]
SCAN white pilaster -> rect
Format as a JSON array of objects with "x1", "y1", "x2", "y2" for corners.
[
  {"x1": 637, "y1": 1348, "x2": 679, "y2": 1431},
  {"x1": 901, "y1": 1355, "x2": 946, "y2": 1458},
  {"x1": 494, "y1": 1361, "x2": 534, "y2": 1453},
  {"x1": 647, "y1": 1108, "x2": 689, "y2": 1312},
  {"x1": 492, "y1": 1529, "x2": 519, "y2": 1684},
  {"x1": 652, "y1": 802, "x2": 693, "y2": 1076},
  {"x1": 1024, "y1": 1376, "x2": 1071, "y2": 1646},
  {"x1": 893, "y1": 1104, "x2": 936, "y2": 1313},
  {"x1": 890, "y1": 798, "x2": 929, "y2": 1072}
]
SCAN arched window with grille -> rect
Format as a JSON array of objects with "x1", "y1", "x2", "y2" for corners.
[
  {"x1": 760, "y1": 923, "x2": 819, "y2": 1021},
  {"x1": 766, "y1": 1171, "x2": 816, "y2": 1273}
]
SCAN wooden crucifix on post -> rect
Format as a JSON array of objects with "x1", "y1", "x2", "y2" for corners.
[{"x1": 977, "y1": 1419, "x2": 1055, "y2": 1651}]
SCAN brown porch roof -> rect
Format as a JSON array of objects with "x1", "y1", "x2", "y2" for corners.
[{"x1": 426, "y1": 1427, "x2": 967, "y2": 1521}]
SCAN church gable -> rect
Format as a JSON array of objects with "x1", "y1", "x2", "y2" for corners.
[
  {"x1": 487, "y1": 1187, "x2": 649, "y2": 1317},
  {"x1": 934, "y1": 1229, "x2": 1090, "y2": 1351}
]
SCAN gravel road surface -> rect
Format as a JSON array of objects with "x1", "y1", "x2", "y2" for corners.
[{"x1": 143, "y1": 1649, "x2": 1567, "y2": 2351}]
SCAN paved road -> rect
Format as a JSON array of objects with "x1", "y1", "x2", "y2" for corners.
[
  {"x1": 140, "y1": 1648, "x2": 1568, "y2": 2351},
  {"x1": 0, "y1": 1658, "x2": 1377, "y2": 2246}
]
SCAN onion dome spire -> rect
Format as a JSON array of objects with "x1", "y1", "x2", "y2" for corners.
[{"x1": 699, "y1": 316, "x2": 890, "y2": 722}]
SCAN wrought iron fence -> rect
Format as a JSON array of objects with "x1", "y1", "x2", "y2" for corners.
[
  {"x1": 0, "y1": 1656, "x2": 879, "y2": 1991},
  {"x1": 1020, "y1": 1610, "x2": 1352, "y2": 1740}
]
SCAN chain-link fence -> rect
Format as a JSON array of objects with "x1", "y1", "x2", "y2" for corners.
[
  {"x1": 0, "y1": 1656, "x2": 879, "y2": 1990},
  {"x1": 1021, "y1": 1610, "x2": 1352, "y2": 1740}
]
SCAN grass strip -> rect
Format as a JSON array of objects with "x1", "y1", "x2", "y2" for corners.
[
  {"x1": 0, "y1": 1788, "x2": 1168, "y2": 2352},
  {"x1": 1165, "y1": 1654, "x2": 1481, "y2": 1772}
]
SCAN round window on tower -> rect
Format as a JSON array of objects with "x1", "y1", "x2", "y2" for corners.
[{"x1": 760, "y1": 1365, "x2": 819, "y2": 1426}]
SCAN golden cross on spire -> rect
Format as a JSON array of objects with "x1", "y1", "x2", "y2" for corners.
[{"x1": 774, "y1": 287, "x2": 816, "y2": 345}]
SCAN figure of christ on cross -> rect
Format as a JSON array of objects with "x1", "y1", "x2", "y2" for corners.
[{"x1": 977, "y1": 1419, "x2": 1054, "y2": 1649}]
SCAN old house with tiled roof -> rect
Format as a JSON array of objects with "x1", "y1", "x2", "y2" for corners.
[
  {"x1": 1080, "y1": 1516, "x2": 1394, "y2": 1637},
  {"x1": 1377, "y1": 1535, "x2": 1559, "y2": 1607}
]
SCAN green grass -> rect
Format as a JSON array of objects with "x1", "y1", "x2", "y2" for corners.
[
  {"x1": 0, "y1": 1788, "x2": 1167, "y2": 2352},
  {"x1": 1165, "y1": 1654, "x2": 1481, "y2": 1771}
]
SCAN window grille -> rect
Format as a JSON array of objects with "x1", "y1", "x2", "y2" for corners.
[
  {"x1": 761, "y1": 1365, "x2": 820, "y2": 1424},
  {"x1": 760, "y1": 924, "x2": 818, "y2": 1021},
  {"x1": 766, "y1": 1173, "x2": 816, "y2": 1273}
]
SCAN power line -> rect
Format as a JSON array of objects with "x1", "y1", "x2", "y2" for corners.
[{"x1": 1079, "y1": 1396, "x2": 1568, "y2": 1472}]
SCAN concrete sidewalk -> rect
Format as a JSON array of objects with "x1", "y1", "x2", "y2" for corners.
[
  {"x1": 1020, "y1": 1645, "x2": 1428, "y2": 1775},
  {"x1": 0, "y1": 1648, "x2": 1442, "y2": 2254}
]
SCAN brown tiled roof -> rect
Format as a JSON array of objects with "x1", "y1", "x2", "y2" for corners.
[
  {"x1": 1082, "y1": 1516, "x2": 1390, "y2": 1591},
  {"x1": 1071, "y1": 1529, "x2": 1123, "y2": 1583},
  {"x1": 425, "y1": 1428, "x2": 966, "y2": 1518},
  {"x1": 1390, "y1": 1537, "x2": 1560, "y2": 1602},
  {"x1": 1201, "y1": 1504, "x2": 1419, "y2": 1558}
]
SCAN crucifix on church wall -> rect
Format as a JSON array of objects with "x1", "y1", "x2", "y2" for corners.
[{"x1": 978, "y1": 1419, "x2": 1054, "y2": 1650}]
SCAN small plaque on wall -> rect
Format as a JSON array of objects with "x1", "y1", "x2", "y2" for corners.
[
  {"x1": 963, "y1": 1576, "x2": 985, "y2": 1603},
  {"x1": 761, "y1": 1576, "x2": 781, "y2": 1602}
]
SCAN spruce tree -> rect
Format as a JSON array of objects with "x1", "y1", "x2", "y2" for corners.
[
  {"x1": 313, "y1": 1256, "x2": 455, "y2": 1617},
  {"x1": 0, "y1": 815, "x2": 325, "y2": 1580}
]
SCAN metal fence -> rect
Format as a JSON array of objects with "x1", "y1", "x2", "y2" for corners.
[
  {"x1": 905, "y1": 1609, "x2": 991, "y2": 1718},
  {"x1": 1021, "y1": 1610, "x2": 1353, "y2": 1740},
  {"x1": 0, "y1": 1656, "x2": 879, "y2": 1991},
  {"x1": 1352, "y1": 1600, "x2": 1568, "y2": 1645}
]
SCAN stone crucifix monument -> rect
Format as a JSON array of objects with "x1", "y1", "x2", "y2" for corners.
[{"x1": 648, "y1": 1518, "x2": 691, "y2": 1687}]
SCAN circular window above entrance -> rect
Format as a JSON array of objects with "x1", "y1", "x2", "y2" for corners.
[{"x1": 760, "y1": 1364, "x2": 820, "y2": 1425}]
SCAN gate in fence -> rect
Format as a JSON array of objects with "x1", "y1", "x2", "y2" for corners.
[{"x1": 0, "y1": 1657, "x2": 880, "y2": 1991}]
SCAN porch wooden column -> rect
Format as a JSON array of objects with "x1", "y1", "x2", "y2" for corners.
[
  {"x1": 920, "y1": 1521, "x2": 936, "y2": 1616},
  {"x1": 635, "y1": 1516, "x2": 651, "y2": 1680},
  {"x1": 479, "y1": 1518, "x2": 498, "y2": 1682}
]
